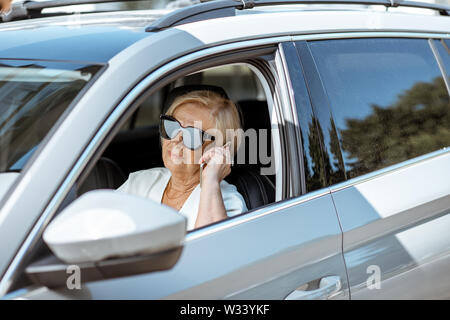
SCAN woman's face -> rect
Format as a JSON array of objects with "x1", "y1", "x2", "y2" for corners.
[{"x1": 162, "y1": 102, "x2": 216, "y2": 176}]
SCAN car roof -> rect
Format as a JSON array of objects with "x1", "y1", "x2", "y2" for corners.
[
  {"x1": 0, "y1": 10, "x2": 170, "y2": 63},
  {"x1": 175, "y1": 9, "x2": 450, "y2": 45},
  {"x1": 0, "y1": 4, "x2": 448, "y2": 64}
]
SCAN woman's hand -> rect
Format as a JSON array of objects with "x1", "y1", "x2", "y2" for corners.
[
  {"x1": 195, "y1": 143, "x2": 231, "y2": 229},
  {"x1": 0, "y1": 0, "x2": 12, "y2": 13},
  {"x1": 198, "y1": 143, "x2": 232, "y2": 185}
]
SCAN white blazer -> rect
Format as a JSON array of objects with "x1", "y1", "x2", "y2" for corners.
[{"x1": 116, "y1": 167, "x2": 247, "y2": 230}]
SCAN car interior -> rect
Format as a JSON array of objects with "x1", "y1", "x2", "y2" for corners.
[{"x1": 76, "y1": 62, "x2": 277, "y2": 215}]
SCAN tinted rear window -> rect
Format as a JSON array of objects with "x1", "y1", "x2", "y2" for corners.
[{"x1": 309, "y1": 38, "x2": 450, "y2": 179}]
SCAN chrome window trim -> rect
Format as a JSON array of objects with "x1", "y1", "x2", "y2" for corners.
[
  {"x1": 3, "y1": 31, "x2": 450, "y2": 296},
  {"x1": 291, "y1": 31, "x2": 450, "y2": 42},
  {"x1": 245, "y1": 63, "x2": 284, "y2": 202},
  {"x1": 274, "y1": 47, "x2": 293, "y2": 198},
  {"x1": 429, "y1": 38, "x2": 450, "y2": 95},
  {"x1": 186, "y1": 187, "x2": 331, "y2": 242}
]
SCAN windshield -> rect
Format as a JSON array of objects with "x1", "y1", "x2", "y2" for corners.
[{"x1": 0, "y1": 60, "x2": 102, "y2": 172}]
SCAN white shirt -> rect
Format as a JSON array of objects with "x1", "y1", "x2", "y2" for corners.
[{"x1": 116, "y1": 167, "x2": 247, "y2": 230}]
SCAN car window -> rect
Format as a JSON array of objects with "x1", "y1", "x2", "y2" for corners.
[
  {"x1": 308, "y1": 38, "x2": 450, "y2": 179},
  {"x1": 0, "y1": 60, "x2": 102, "y2": 172}
]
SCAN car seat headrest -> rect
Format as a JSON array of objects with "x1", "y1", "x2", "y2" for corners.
[{"x1": 162, "y1": 84, "x2": 230, "y2": 114}]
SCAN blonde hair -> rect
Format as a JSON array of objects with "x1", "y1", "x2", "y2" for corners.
[{"x1": 166, "y1": 90, "x2": 242, "y2": 154}]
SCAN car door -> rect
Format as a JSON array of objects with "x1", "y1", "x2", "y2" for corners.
[
  {"x1": 8, "y1": 40, "x2": 349, "y2": 300},
  {"x1": 59, "y1": 192, "x2": 348, "y2": 300},
  {"x1": 294, "y1": 36, "x2": 450, "y2": 299}
]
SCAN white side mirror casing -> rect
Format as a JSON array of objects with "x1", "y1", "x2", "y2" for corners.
[{"x1": 43, "y1": 190, "x2": 186, "y2": 264}]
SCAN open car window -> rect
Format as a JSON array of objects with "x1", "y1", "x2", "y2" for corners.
[{"x1": 78, "y1": 62, "x2": 278, "y2": 227}]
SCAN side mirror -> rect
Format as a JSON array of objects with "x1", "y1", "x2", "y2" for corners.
[{"x1": 26, "y1": 190, "x2": 186, "y2": 288}]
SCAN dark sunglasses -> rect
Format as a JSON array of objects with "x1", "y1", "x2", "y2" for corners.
[{"x1": 159, "y1": 115, "x2": 215, "y2": 150}]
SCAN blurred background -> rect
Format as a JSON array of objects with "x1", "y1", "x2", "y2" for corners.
[{"x1": 8, "y1": 0, "x2": 450, "y2": 14}]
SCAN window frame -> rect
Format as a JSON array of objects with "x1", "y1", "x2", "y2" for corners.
[
  {"x1": 430, "y1": 39, "x2": 450, "y2": 94},
  {"x1": 292, "y1": 34, "x2": 450, "y2": 193},
  {"x1": 72, "y1": 50, "x2": 287, "y2": 213}
]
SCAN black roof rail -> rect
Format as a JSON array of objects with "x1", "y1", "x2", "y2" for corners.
[
  {"x1": 0, "y1": 0, "x2": 151, "y2": 23},
  {"x1": 145, "y1": 0, "x2": 450, "y2": 32},
  {"x1": 145, "y1": 0, "x2": 247, "y2": 32}
]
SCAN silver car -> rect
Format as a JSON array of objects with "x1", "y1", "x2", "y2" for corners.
[{"x1": 0, "y1": 0, "x2": 449, "y2": 300}]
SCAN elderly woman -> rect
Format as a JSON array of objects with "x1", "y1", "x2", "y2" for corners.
[{"x1": 117, "y1": 88, "x2": 247, "y2": 230}]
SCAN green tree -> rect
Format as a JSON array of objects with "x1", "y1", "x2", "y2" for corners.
[{"x1": 339, "y1": 76, "x2": 450, "y2": 178}]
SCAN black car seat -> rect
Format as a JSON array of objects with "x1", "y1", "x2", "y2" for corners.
[
  {"x1": 225, "y1": 166, "x2": 275, "y2": 210},
  {"x1": 76, "y1": 157, "x2": 126, "y2": 196},
  {"x1": 226, "y1": 99, "x2": 275, "y2": 209}
]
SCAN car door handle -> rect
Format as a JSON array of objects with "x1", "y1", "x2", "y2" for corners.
[{"x1": 285, "y1": 276, "x2": 341, "y2": 300}]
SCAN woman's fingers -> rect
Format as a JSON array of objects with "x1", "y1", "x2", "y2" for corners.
[
  {"x1": 199, "y1": 144, "x2": 233, "y2": 183},
  {"x1": 199, "y1": 144, "x2": 232, "y2": 165},
  {"x1": 224, "y1": 144, "x2": 232, "y2": 164}
]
